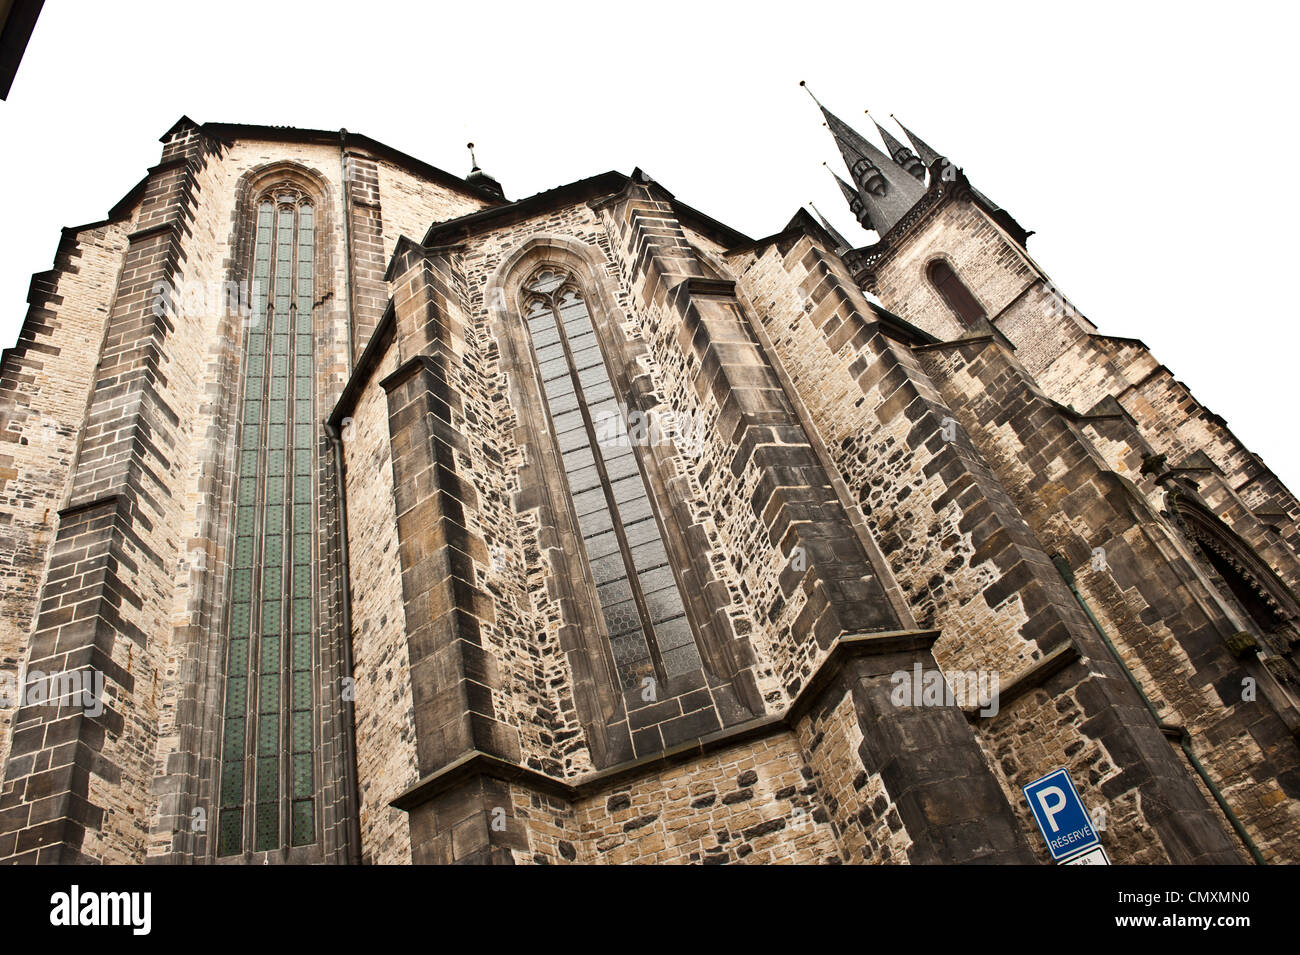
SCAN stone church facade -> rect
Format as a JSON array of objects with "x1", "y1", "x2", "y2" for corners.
[{"x1": 0, "y1": 100, "x2": 1297, "y2": 865}]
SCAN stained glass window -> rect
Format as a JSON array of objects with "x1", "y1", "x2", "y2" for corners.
[
  {"x1": 218, "y1": 193, "x2": 317, "y2": 856},
  {"x1": 522, "y1": 269, "x2": 702, "y2": 690}
]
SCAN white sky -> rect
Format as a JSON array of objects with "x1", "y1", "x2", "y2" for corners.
[{"x1": 4, "y1": 0, "x2": 1298, "y2": 490}]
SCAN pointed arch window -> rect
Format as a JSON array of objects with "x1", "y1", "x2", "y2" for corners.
[
  {"x1": 218, "y1": 189, "x2": 319, "y2": 856},
  {"x1": 927, "y1": 259, "x2": 986, "y2": 329},
  {"x1": 522, "y1": 268, "x2": 701, "y2": 690}
]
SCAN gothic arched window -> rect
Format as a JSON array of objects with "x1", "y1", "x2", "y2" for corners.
[
  {"x1": 521, "y1": 268, "x2": 702, "y2": 691},
  {"x1": 218, "y1": 188, "x2": 319, "y2": 856},
  {"x1": 927, "y1": 259, "x2": 986, "y2": 329}
]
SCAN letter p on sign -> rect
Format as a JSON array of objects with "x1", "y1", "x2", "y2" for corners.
[{"x1": 1035, "y1": 786, "x2": 1067, "y2": 832}]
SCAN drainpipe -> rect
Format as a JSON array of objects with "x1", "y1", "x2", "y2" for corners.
[
  {"x1": 1051, "y1": 553, "x2": 1266, "y2": 865},
  {"x1": 333, "y1": 128, "x2": 363, "y2": 863},
  {"x1": 326, "y1": 420, "x2": 363, "y2": 865}
]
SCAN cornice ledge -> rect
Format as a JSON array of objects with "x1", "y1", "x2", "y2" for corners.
[
  {"x1": 377, "y1": 350, "x2": 457, "y2": 396},
  {"x1": 125, "y1": 219, "x2": 184, "y2": 244},
  {"x1": 910, "y1": 334, "x2": 997, "y2": 353},
  {"x1": 383, "y1": 236, "x2": 467, "y2": 283},
  {"x1": 57, "y1": 492, "x2": 128, "y2": 522},
  {"x1": 389, "y1": 628, "x2": 942, "y2": 811},
  {"x1": 671, "y1": 276, "x2": 737, "y2": 299},
  {"x1": 964, "y1": 641, "x2": 1082, "y2": 721}
]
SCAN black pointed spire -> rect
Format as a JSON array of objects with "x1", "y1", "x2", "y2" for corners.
[
  {"x1": 826, "y1": 164, "x2": 875, "y2": 233},
  {"x1": 890, "y1": 114, "x2": 945, "y2": 170},
  {"x1": 891, "y1": 115, "x2": 1031, "y2": 245},
  {"x1": 870, "y1": 112, "x2": 925, "y2": 181},
  {"x1": 465, "y1": 141, "x2": 505, "y2": 201},
  {"x1": 802, "y1": 83, "x2": 926, "y2": 236},
  {"x1": 802, "y1": 83, "x2": 886, "y2": 196},
  {"x1": 832, "y1": 126, "x2": 887, "y2": 196}
]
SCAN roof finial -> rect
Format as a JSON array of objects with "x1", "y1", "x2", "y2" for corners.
[
  {"x1": 799, "y1": 80, "x2": 824, "y2": 108},
  {"x1": 464, "y1": 142, "x2": 505, "y2": 201}
]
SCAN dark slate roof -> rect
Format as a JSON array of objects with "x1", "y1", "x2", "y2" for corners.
[
  {"x1": 197, "y1": 120, "x2": 507, "y2": 204},
  {"x1": 819, "y1": 104, "x2": 926, "y2": 235}
]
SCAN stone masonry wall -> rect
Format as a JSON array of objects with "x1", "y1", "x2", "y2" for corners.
[
  {"x1": 726, "y1": 227, "x2": 1245, "y2": 863},
  {"x1": 363, "y1": 183, "x2": 1031, "y2": 863},
  {"x1": 732, "y1": 235, "x2": 1043, "y2": 679},
  {"x1": 1035, "y1": 332, "x2": 1300, "y2": 586},
  {"x1": 376, "y1": 158, "x2": 487, "y2": 267},
  {"x1": 342, "y1": 345, "x2": 415, "y2": 865},
  {"x1": 0, "y1": 123, "x2": 226, "y2": 862},
  {"x1": 565, "y1": 732, "x2": 840, "y2": 864},
  {"x1": 0, "y1": 129, "x2": 513, "y2": 864},
  {"x1": 867, "y1": 193, "x2": 1300, "y2": 616},
  {"x1": 920, "y1": 336, "x2": 1300, "y2": 862},
  {"x1": 7, "y1": 126, "x2": 1293, "y2": 864},
  {"x1": 867, "y1": 197, "x2": 1041, "y2": 339},
  {"x1": 143, "y1": 137, "x2": 497, "y2": 862},
  {"x1": 141, "y1": 139, "x2": 241, "y2": 860},
  {"x1": 794, "y1": 686, "x2": 911, "y2": 863},
  {"x1": 0, "y1": 223, "x2": 126, "y2": 776},
  {"x1": 598, "y1": 186, "x2": 903, "y2": 708},
  {"x1": 461, "y1": 201, "x2": 764, "y2": 765}
]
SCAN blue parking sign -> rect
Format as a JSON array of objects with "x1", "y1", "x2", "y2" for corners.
[{"x1": 1022, "y1": 768, "x2": 1099, "y2": 861}]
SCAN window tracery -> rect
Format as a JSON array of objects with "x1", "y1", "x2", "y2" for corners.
[
  {"x1": 521, "y1": 268, "x2": 702, "y2": 690},
  {"x1": 218, "y1": 187, "x2": 318, "y2": 855}
]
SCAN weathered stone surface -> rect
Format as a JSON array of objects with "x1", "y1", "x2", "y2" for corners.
[{"x1": 0, "y1": 114, "x2": 1295, "y2": 865}]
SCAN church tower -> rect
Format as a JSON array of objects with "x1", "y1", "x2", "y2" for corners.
[{"x1": 794, "y1": 90, "x2": 1300, "y2": 864}]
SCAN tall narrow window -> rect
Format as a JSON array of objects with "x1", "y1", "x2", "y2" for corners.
[
  {"x1": 927, "y1": 259, "x2": 986, "y2": 328},
  {"x1": 522, "y1": 268, "x2": 701, "y2": 690},
  {"x1": 218, "y1": 191, "x2": 317, "y2": 856}
]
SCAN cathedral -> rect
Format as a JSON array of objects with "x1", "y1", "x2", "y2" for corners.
[{"x1": 0, "y1": 94, "x2": 1297, "y2": 866}]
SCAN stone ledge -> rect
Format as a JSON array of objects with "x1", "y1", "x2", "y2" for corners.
[
  {"x1": 390, "y1": 628, "x2": 942, "y2": 811},
  {"x1": 378, "y1": 352, "x2": 458, "y2": 397},
  {"x1": 910, "y1": 334, "x2": 996, "y2": 353},
  {"x1": 964, "y1": 641, "x2": 1082, "y2": 721},
  {"x1": 57, "y1": 492, "x2": 127, "y2": 521},
  {"x1": 672, "y1": 276, "x2": 737, "y2": 299},
  {"x1": 790, "y1": 629, "x2": 941, "y2": 722},
  {"x1": 144, "y1": 156, "x2": 194, "y2": 177},
  {"x1": 125, "y1": 219, "x2": 183, "y2": 244}
]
